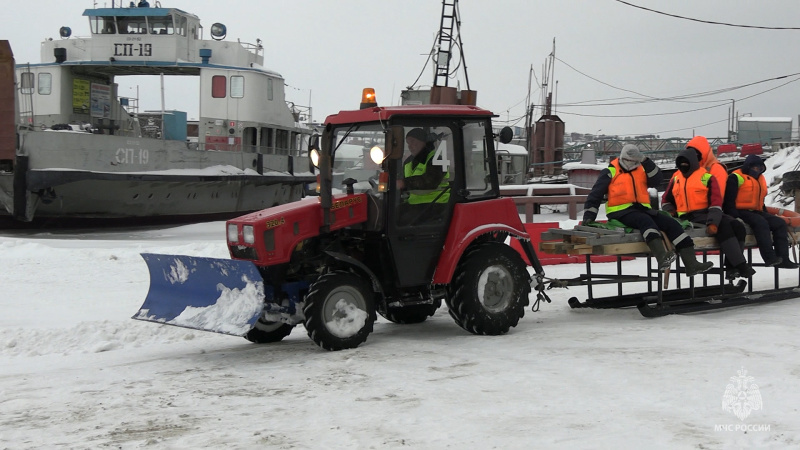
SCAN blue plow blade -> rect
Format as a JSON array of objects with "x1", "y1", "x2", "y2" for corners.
[{"x1": 135, "y1": 253, "x2": 266, "y2": 336}]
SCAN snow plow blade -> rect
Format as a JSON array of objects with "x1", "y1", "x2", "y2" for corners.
[{"x1": 134, "y1": 253, "x2": 265, "y2": 336}]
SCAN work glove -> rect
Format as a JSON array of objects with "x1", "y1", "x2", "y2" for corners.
[
  {"x1": 662, "y1": 203, "x2": 677, "y2": 217},
  {"x1": 706, "y1": 224, "x2": 718, "y2": 235}
]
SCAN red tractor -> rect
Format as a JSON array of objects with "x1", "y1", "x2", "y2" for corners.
[{"x1": 136, "y1": 94, "x2": 549, "y2": 350}]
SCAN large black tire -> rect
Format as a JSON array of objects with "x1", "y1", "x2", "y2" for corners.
[
  {"x1": 244, "y1": 319, "x2": 295, "y2": 344},
  {"x1": 446, "y1": 242, "x2": 531, "y2": 335},
  {"x1": 379, "y1": 299, "x2": 441, "y2": 324},
  {"x1": 303, "y1": 271, "x2": 376, "y2": 351}
]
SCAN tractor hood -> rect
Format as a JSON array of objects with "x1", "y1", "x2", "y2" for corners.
[{"x1": 226, "y1": 193, "x2": 369, "y2": 266}]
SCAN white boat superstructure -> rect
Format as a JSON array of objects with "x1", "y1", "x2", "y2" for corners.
[{"x1": 0, "y1": 1, "x2": 314, "y2": 222}]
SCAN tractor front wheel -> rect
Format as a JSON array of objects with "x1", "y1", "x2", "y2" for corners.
[
  {"x1": 303, "y1": 271, "x2": 376, "y2": 351},
  {"x1": 446, "y1": 242, "x2": 531, "y2": 335}
]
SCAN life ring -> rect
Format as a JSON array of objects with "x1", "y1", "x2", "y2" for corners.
[{"x1": 766, "y1": 206, "x2": 800, "y2": 227}]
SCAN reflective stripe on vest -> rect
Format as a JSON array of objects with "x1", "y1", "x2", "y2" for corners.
[
  {"x1": 404, "y1": 151, "x2": 450, "y2": 204},
  {"x1": 605, "y1": 159, "x2": 651, "y2": 214},
  {"x1": 671, "y1": 170, "x2": 712, "y2": 215},
  {"x1": 733, "y1": 170, "x2": 766, "y2": 210}
]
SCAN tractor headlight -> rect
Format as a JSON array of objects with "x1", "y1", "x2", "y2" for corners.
[
  {"x1": 369, "y1": 145, "x2": 385, "y2": 164},
  {"x1": 227, "y1": 223, "x2": 239, "y2": 242},
  {"x1": 243, "y1": 225, "x2": 255, "y2": 244},
  {"x1": 310, "y1": 148, "x2": 320, "y2": 168}
]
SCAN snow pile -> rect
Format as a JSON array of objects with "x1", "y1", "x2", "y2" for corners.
[{"x1": 764, "y1": 146, "x2": 800, "y2": 208}]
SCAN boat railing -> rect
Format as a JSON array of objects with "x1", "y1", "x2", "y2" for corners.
[
  {"x1": 238, "y1": 39, "x2": 264, "y2": 58},
  {"x1": 192, "y1": 142, "x2": 303, "y2": 157}
]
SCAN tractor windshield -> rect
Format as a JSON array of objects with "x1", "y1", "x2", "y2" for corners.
[{"x1": 331, "y1": 124, "x2": 384, "y2": 193}]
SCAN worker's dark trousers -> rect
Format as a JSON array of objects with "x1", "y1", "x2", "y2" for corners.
[
  {"x1": 686, "y1": 211, "x2": 747, "y2": 267},
  {"x1": 738, "y1": 209, "x2": 789, "y2": 262}
]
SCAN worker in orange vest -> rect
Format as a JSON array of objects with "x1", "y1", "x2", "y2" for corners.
[
  {"x1": 723, "y1": 154, "x2": 798, "y2": 269},
  {"x1": 688, "y1": 135, "x2": 729, "y2": 197},
  {"x1": 582, "y1": 144, "x2": 712, "y2": 274},
  {"x1": 662, "y1": 148, "x2": 754, "y2": 279}
]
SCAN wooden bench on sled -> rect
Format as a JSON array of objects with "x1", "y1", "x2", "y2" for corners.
[{"x1": 537, "y1": 223, "x2": 800, "y2": 317}]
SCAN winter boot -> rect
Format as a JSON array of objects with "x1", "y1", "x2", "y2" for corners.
[
  {"x1": 776, "y1": 247, "x2": 799, "y2": 269},
  {"x1": 763, "y1": 256, "x2": 783, "y2": 267},
  {"x1": 677, "y1": 246, "x2": 714, "y2": 276},
  {"x1": 735, "y1": 262, "x2": 756, "y2": 278},
  {"x1": 646, "y1": 239, "x2": 676, "y2": 270}
]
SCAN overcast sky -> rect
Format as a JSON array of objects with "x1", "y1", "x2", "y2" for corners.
[{"x1": 5, "y1": 0, "x2": 800, "y2": 139}]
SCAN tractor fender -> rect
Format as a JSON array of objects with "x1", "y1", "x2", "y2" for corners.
[
  {"x1": 432, "y1": 199, "x2": 530, "y2": 285},
  {"x1": 324, "y1": 250, "x2": 384, "y2": 295}
]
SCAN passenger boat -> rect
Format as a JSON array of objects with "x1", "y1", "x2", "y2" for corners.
[{"x1": 0, "y1": 1, "x2": 314, "y2": 223}]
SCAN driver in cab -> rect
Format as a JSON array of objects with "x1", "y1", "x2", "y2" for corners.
[{"x1": 396, "y1": 128, "x2": 450, "y2": 205}]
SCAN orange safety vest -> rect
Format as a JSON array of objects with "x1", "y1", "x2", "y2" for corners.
[
  {"x1": 671, "y1": 169, "x2": 713, "y2": 216},
  {"x1": 606, "y1": 159, "x2": 650, "y2": 214},
  {"x1": 732, "y1": 169, "x2": 767, "y2": 210}
]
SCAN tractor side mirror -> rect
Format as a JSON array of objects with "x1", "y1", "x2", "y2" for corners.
[
  {"x1": 385, "y1": 126, "x2": 406, "y2": 160},
  {"x1": 498, "y1": 126, "x2": 514, "y2": 144}
]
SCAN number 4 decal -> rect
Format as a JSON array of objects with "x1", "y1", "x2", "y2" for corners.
[{"x1": 431, "y1": 142, "x2": 450, "y2": 172}]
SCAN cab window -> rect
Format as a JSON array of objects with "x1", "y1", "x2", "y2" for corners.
[{"x1": 462, "y1": 121, "x2": 494, "y2": 198}]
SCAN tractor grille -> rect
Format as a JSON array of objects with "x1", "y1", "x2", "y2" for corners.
[{"x1": 229, "y1": 245, "x2": 258, "y2": 260}]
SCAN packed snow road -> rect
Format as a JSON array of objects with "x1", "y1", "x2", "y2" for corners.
[{"x1": 1, "y1": 221, "x2": 799, "y2": 449}]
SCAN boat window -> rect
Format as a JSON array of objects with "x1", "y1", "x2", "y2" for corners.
[
  {"x1": 276, "y1": 129, "x2": 289, "y2": 153},
  {"x1": 90, "y1": 16, "x2": 117, "y2": 34},
  {"x1": 174, "y1": 15, "x2": 187, "y2": 36},
  {"x1": 38, "y1": 73, "x2": 52, "y2": 95},
  {"x1": 211, "y1": 75, "x2": 226, "y2": 98},
  {"x1": 267, "y1": 78, "x2": 274, "y2": 101},
  {"x1": 20, "y1": 72, "x2": 34, "y2": 95},
  {"x1": 118, "y1": 18, "x2": 147, "y2": 34},
  {"x1": 149, "y1": 18, "x2": 174, "y2": 35},
  {"x1": 260, "y1": 127, "x2": 274, "y2": 152},
  {"x1": 230, "y1": 76, "x2": 244, "y2": 98}
]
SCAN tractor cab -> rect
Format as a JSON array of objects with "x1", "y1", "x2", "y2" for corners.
[{"x1": 315, "y1": 101, "x2": 509, "y2": 289}]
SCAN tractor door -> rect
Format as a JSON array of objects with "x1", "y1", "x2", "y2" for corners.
[{"x1": 387, "y1": 120, "x2": 497, "y2": 287}]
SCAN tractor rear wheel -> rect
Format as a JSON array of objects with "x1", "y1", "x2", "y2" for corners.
[
  {"x1": 446, "y1": 242, "x2": 530, "y2": 335},
  {"x1": 244, "y1": 319, "x2": 294, "y2": 344},
  {"x1": 380, "y1": 299, "x2": 441, "y2": 324},
  {"x1": 303, "y1": 271, "x2": 376, "y2": 351}
]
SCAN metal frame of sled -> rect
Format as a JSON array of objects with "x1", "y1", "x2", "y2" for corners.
[{"x1": 540, "y1": 225, "x2": 800, "y2": 316}]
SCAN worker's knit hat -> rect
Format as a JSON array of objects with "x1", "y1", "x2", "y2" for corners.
[
  {"x1": 619, "y1": 144, "x2": 645, "y2": 171},
  {"x1": 406, "y1": 128, "x2": 428, "y2": 142}
]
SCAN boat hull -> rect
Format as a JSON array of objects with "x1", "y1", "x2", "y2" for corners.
[{"x1": 0, "y1": 130, "x2": 314, "y2": 221}]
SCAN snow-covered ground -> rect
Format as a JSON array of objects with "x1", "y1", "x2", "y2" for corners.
[{"x1": 2, "y1": 149, "x2": 800, "y2": 449}]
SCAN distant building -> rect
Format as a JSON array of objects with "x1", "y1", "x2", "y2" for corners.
[{"x1": 737, "y1": 117, "x2": 792, "y2": 146}]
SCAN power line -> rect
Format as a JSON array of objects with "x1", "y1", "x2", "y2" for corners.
[
  {"x1": 556, "y1": 56, "x2": 800, "y2": 106},
  {"x1": 614, "y1": 0, "x2": 800, "y2": 30},
  {"x1": 553, "y1": 75, "x2": 800, "y2": 118}
]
